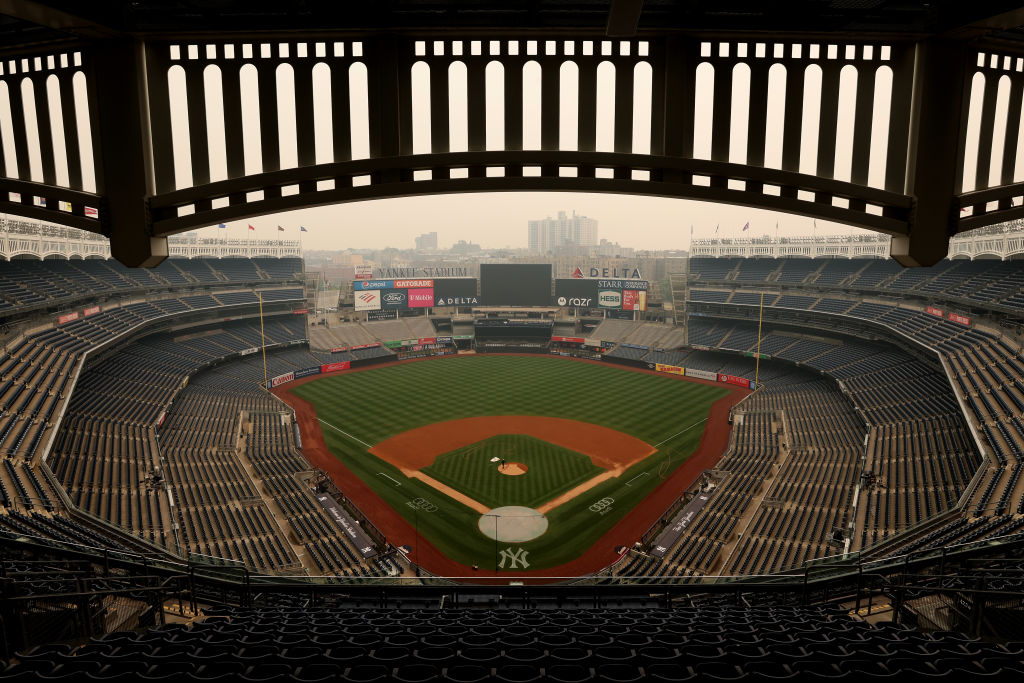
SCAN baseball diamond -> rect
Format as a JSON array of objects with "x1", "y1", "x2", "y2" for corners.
[{"x1": 279, "y1": 354, "x2": 744, "y2": 573}]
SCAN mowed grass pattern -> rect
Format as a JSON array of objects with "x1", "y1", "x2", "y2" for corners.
[
  {"x1": 292, "y1": 355, "x2": 728, "y2": 445},
  {"x1": 293, "y1": 355, "x2": 732, "y2": 570},
  {"x1": 422, "y1": 435, "x2": 604, "y2": 509}
]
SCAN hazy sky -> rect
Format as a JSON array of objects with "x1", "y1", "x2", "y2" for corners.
[{"x1": 199, "y1": 193, "x2": 872, "y2": 251}]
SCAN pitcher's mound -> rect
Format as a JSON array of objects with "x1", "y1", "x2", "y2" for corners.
[{"x1": 499, "y1": 462, "x2": 528, "y2": 476}]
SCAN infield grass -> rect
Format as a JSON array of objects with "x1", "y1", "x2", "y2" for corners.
[
  {"x1": 422, "y1": 434, "x2": 604, "y2": 509},
  {"x1": 292, "y1": 355, "x2": 731, "y2": 571}
]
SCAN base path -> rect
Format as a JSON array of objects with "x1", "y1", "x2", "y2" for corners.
[
  {"x1": 370, "y1": 415, "x2": 654, "y2": 473},
  {"x1": 274, "y1": 352, "x2": 750, "y2": 581}
]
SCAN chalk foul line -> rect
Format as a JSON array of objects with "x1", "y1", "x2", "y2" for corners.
[
  {"x1": 652, "y1": 417, "x2": 709, "y2": 450},
  {"x1": 318, "y1": 418, "x2": 374, "y2": 450}
]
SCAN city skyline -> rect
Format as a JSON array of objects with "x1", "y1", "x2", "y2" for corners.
[{"x1": 183, "y1": 192, "x2": 877, "y2": 252}]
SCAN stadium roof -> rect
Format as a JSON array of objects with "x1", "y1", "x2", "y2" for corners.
[{"x1": 2, "y1": 1, "x2": 1024, "y2": 49}]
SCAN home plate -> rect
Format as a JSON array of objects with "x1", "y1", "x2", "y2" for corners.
[{"x1": 478, "y1": 506, "x2": 548, "y2": 542}]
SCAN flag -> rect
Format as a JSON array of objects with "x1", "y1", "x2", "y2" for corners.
[
  {"x1": 277, "y1": 225, "x2": 284, "y2": 231},
  {"x1": 742, "y1": 222, "x2": 750, "y2": 231},
  {"x1": 300, "y1": 226, "x2": 308, "y2": 232},
  {"x1": 248, "y1": 224, "x2": 255, "y2": 231},
  {"x1": 85, "y1": 207, "x2": 98, "y2": 218},
  {"x1": 218, "y1": 223, "x2": 227, "y2": 229}
]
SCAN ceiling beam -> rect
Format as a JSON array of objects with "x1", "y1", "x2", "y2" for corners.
[
  {"x1": 0, "y1": 1, "x2": 121, "y2": 39},
  {"x1": 606, "y1": 0, "x2": 643, "y2": 37}
]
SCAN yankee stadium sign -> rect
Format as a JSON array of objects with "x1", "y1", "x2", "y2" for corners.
[{"x1": 377, "y1": 266, "x2": 470, "y2": 278}]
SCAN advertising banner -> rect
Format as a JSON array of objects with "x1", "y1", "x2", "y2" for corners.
[
  {"x1": 584, "y1": 338, "x2": 601, "y2": 347},
  {"x1": 355, "y1": 290, "x2": 381, "y2": 311},
  {"x1": 655, "y1": 363, "x2": 685, "y2": 375},
  {"x1": 622, "y1": 289, "x2": 647, "y2": 311},
  {"x1": 394, "y1": 279, "x2": 434, "y2": 289},
  {"x1": 620, "y1": 343, "x2": 650, "y2": 350},
  {"x1": 686, "y1": 368, "x2": 718, "y2": 381},
  {"x1": 354, "y1": 264, "x2": 373, "y2": 280},
  {"x1": 321, "y1": 361, "x2": 351, "y2": 373},
  {"x1": 384, "y1": 341, "x2": 404, "y2": 349},
  {"x1": 948, "y1": 312, "x2": 971, "y2": 326},
  {"x1": 293, "y1": 308, "x2": 308, "y2": 314},
  {"x1": 435, "y1": 336, "x2": 453, "y2": 343},
  {"x1": 408, "y1": 288, "x2": 435, "y2": 308},
  {"x1": 597, "y1": 278, "x2": 649, "y2": 291},
  {"x1": 552, "y1": 336, "x2": 585, "y2": 343},
  {"x1": 57, "y1": 312, "x2": 79, "y2": 324},
  {"x1": 598, "y1": 290, "x2": 622, "y2": 308},
  {"x1": 355, "y1": 279, "x2": 393, "y2": 290},
  {"x1": 330, "y1": 346, "x2": 349, "y2": 353},
  {"x1": 454, "y1": 335, "x2": 474, "y2": 340},
  {"x1": 349, "y1": 343, "x2": 381, "y2": 350},
  {"x1": 270, "y1": 371, "x2": 295, "y2": 387},
  {"x1": 719, "y1": 374, "x2": 753, "y2": 388},
  {"x1": 156, "y1": 411, "x2": 166, "y2": 428},
  {"x1": 433, "y1": 278, "x2": 479, "y2": 306},
  {"x1": 926, "y1": 306, "x2": 944, "y2": 318},
  {"x1": 418, "y1": 337, "x2": 436, "y2": 345},
  {"x1": 295, "y1": 366, "x2": 321, "y2": 379},
  {"x1": 240, "y1": 347, "x2": 259, "y2": 356},
  {"x1": 380, "y1": 289, "x2": 408, "y2": 308},
  {"x1": 83, "y1": 305, "x2": 100, "y2": 317}
]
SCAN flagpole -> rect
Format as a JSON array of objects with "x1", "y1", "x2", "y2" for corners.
[{"x1": 259, "y1": 291, "x2": 268, "y2": 389}]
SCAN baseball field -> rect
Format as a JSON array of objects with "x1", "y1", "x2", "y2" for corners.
[{"x1": 285, "y1": 354, "x2": 733, "y2": 573}]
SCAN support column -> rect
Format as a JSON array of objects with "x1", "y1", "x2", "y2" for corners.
[
  {"x1": 90, "y1": 39, "x2": 167, "y2": 268},
  {"x1": 890, "y1": 40, "x2": 970, "y2": 267}
]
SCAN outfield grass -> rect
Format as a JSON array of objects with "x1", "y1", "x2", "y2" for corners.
[
  {"x1": 422, "y1": 435, "x2": 604, "y2": 509},
  {"x1": 293, "y1": 355, "x2": 730, "y2": 571}
]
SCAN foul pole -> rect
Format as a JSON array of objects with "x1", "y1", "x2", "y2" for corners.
[
  {"x1": 755, "y1": 290, "x2": 764, "y2": 387},
  {"x1": 259, "y1": 291, "x2": 268, "y2": 389}
]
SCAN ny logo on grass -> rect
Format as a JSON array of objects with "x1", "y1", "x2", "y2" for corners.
[{"x1": 498, "y1": 547, "x2": 530, "y2": 569}]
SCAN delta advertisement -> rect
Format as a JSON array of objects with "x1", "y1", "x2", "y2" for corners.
[{"x1": 554, "y1": 279, "x2": 649, "y2": 311}]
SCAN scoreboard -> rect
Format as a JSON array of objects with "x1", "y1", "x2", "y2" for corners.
[{"x1": 479, "y1": 264, "x2": 552, "y2": 306}]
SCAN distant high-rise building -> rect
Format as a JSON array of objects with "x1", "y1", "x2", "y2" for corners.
[
  {"x1": 415, "y1": 232, "x2": 438, "y2": 251},
  {"x1": 528, "y1": 211, "x2": 598, "y2": 253}
]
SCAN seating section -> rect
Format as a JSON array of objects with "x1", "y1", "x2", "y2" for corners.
[
  {"x1": 0, "y1": 257, "x2": 302, "y2": 314},
  {"x1": 685, "y1": 255, "x2": 1023, "y2": 559},
  {"x1": 8, "y1": 603, "x2": 1015, "y2": 681}
]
